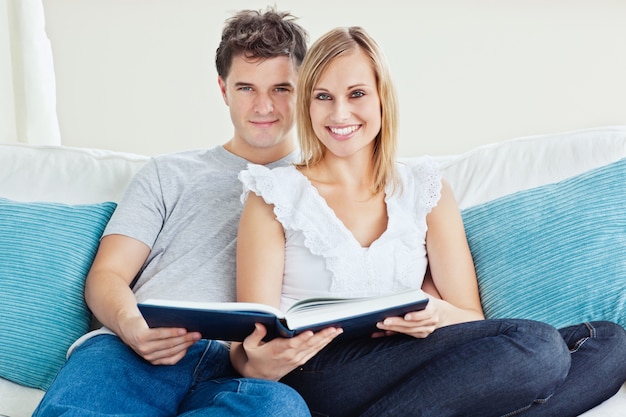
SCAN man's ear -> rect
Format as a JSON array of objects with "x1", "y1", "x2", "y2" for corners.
[{"x1": 218, "y1": 76, "x2": 229, "y2": 105}]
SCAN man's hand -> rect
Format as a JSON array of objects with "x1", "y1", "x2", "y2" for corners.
[{"x1": 118, "y1": 315, "x2": 201, "y2": 365}]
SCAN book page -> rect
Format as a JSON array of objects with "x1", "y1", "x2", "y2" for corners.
[
  {"x1": 284, "y1": 288, "x2": 427, "y2": 329},
  {"x1": 140, "y1": 299, "x2": 285, "y2": 318}
]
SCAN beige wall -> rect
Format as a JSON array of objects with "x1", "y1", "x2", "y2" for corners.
[{"x1": 42, "y1": 0, "x2": 626, "y2": 157}]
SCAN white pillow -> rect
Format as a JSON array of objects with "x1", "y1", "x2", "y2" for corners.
[
  {"x1": 433, "y1": 126, "x2": 626, "y2": 210},
  {"x1": 0, "y1": 143, "x2": 148, "y2": 204}
]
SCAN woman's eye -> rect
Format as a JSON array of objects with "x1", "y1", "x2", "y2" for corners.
[
  {"x1": 315, "y1": 93, "x2": 332, "y2": 100},
  {"x1": 351, "y1": 90, "x2": 365, "y2": 98}
]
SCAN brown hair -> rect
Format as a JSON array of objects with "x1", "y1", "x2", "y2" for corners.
[{"x1": 215, "y1": 7, "x2": 308, "y2": 79}]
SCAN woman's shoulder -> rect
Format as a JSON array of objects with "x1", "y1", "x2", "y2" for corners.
[
  {"x1": 396, "y1": 156, "x2": 442, "y2": 186},
  {"x1": 395, "y1": 157, "x2": 443, "y2": 210},
  {"x1": 397, "y1": 155, "x2": 440, "y2": 174},
  {"x1": 244, "y1": 162, "x2": 297, "y2": 175},
  {"x1": 239, "y1": 163, "x2": 308, "y2": 202},
  {"x1": 239, "y1": 163, "x2": 299, "y2": 186}
]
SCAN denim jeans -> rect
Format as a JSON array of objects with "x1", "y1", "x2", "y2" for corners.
[
  {"x1": 32, "y1": 335, "x2": 310, "y2": 417},
  {"x1": 281, "y1": 318, "x2": 578, "y2": 417},
  {"x1": 520, "y1": 321, "x2": 626, "y2": 417}
]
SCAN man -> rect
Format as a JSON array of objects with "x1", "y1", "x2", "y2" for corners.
[{"x1": 33, "y1": 8, "x2": 313, "y2": 416}]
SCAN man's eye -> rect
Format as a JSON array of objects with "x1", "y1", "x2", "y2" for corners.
[
  {"x1": 275, "y1": 87, "x2": 290, "y2": 93},
  {"x1": 239, "y1": 86, "x2": 253, "y2": 92}
]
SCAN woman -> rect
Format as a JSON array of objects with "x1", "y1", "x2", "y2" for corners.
[{"x1": 231, "y1": 26, "x2": 626, "y2": 417}]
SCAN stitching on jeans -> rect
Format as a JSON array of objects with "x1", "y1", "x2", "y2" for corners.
[
  {"x1": 501, "y1": 404, "x2": 532, "y2": 416},
  {"x1": 192, "y1": 340, "x2": 213, "y2": 384},
  {"x1": 500, "y1": 393, "x2": 554, "y2": 416},
  {"x1": 569, "y1": 322, "x2": 595, "y2": 354},
  {"x1": 570, "y1": 336, "x2": 589, "y2": 353},
  {"x1": 584, "y1": 321, "x2": 596, "y2": 337}
]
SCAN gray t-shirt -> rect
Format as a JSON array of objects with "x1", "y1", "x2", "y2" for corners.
[{"x1": 104, "y1": 145, "x2": 299, "y2": 304}]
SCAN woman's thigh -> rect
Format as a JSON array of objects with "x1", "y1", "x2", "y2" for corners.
[{"x1": 281, "y1": 318, "x2": 569, "y2": 417}]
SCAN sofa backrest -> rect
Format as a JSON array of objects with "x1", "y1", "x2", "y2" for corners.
[
  {"x1": 3, "y1": 126, "x2": 626, "y2": 208},
  {"x1": 433, "y1": 126, "x2": 626, "y2": 210},
  {"x1": 0, "y1": 143, "x2": 149, "y2": 204}
]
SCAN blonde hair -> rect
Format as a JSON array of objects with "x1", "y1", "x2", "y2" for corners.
[{"x1": 296, "y1": 26, "x2": 399, "y2": 194}]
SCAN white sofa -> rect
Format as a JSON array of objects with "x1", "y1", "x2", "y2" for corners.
[{"x1": 1, "y1": 126, "x2": 625, "y2": 416}]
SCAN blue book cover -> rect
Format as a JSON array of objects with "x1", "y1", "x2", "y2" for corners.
[{"x1": 138, "y1": 288, "x2": 429, "y2": 342}]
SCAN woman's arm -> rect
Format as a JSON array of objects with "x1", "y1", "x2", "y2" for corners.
[
  {"x1": 236, "y1": 192, "x2": 286, "y2": 307},
  {"x1": 231, "y1": 192, "x2": 342, "y2": 380},
  {"x1": 376, "y1": 179, "x2": 484, "y2": 338},
  {"x1": 423, "y1": 179, "x2": 485, "y2": 322}
]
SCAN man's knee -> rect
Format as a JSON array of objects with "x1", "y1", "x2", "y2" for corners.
[{"x1": 243, "y1": 379, "x2": 310, "y2": 417}]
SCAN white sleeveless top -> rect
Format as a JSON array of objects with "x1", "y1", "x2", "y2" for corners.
[{"x1": 239, "y1": 158, "x2": 442, "y2": 311}]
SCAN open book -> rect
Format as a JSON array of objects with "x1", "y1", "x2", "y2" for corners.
[{"x1": 138, "y1": 288, "x2": 429, "y2": 342}]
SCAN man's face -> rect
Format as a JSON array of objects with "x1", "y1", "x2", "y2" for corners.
[{"x1": 219, "y1": 55, "x2": 298, "y2": 161}]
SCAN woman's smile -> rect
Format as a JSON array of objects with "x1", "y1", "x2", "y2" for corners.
[{"x1": 327, "y1": 124, "x2": 361, "y2": 140}]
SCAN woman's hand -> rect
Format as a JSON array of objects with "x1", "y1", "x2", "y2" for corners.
[
  {"x1": 374, "y1": 295, "x2": 483, "y2": 338},
  {"x1": 374, "y1": 297, "x2": 442, "y2": 339},
  {"x1": 231, "y1": 323, "x2": 343, "y2": 380}
]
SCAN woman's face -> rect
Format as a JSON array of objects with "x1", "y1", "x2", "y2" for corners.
[{"x1": 309, "y1": 48, "x2": 381, "y2": 159}]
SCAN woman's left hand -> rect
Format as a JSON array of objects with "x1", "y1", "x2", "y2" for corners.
[{"x1": 374, "y1": 297, "x2": 441, "y2": 339}]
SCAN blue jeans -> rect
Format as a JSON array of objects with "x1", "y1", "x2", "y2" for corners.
[
  {"x1": 281, "y1": 319, "x2": 625, "y2": 417},
  {"x1": 32, "y1": 335, "x2": 310, "y2": 417},
  {"x1": 521, "y1": 321, "x2": 626, "y2": 417}
]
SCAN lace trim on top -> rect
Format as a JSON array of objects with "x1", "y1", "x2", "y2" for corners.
[{"x1": 239, "y1": 158, "x2": 442, "y2": 296}]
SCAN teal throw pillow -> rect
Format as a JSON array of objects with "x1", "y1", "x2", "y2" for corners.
[
  {"x1": 461, "y1": 158, "x2": 626, "y2": 329},
  {"x1": 0, "y1": 198, "x2": 116, "y2": 390}
]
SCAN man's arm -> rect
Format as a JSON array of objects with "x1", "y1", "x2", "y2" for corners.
[{"x1": 85, "y1": 234, "x2": 201, "y2": 365}]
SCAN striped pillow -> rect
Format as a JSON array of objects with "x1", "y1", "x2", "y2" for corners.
[
  {"x1": 461, "y1": 158, "x2": 626, "y2": 329},
  {"x1": 0, "y1": 198, "x2": 116, "y2": 390}
]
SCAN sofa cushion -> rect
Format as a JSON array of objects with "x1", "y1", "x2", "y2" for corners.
[
  {"x1": 461, "y1": 158, "x2": 626, "y2": 329},
  {"x1": 0, "y1": 198, "x2": 116, "y2": 390}
]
